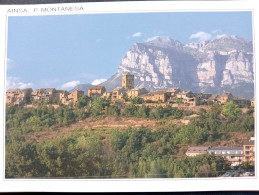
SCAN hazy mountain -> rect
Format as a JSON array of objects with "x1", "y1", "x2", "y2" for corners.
[
  {"x1": 69, "y1": 83, "x2": 93, "y2": 94},
  {"x1": 101, "y1": 35, "x2": 254, "y2": 99}
]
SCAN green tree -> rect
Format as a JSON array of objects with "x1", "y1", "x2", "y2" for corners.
[
  {"x1": 130, "y1": 97, "x2": 144, "y2": 104},
  {"x1": 209, "y1": 104, "x2": 222, "y2": 119},
  {"x1": 174, "y1": 125, "x2": 208, "y2": 144},
  {"x1": 136, "y1": 105, "x2": 149, "y2": 118},
  {"x1": 149, "y1": 106, "x2": 164, "y2": 119},
  {"x1": 109, "y1": 130, "x2": 129, "y2": 151},
  {"x1": 222, "y1": 101, "x2": 241, "y2": 121},
  {"x1": 122, "y1": 103, "x2": 138, "y2": 117},
  {"x1": 91, "y1": 97, "x2": 110, "y2": 116},
  {"x1": 76, "y1": 95, "x2": 89, "y2": 109},
  {"x1": 105, "y1": 105, "x2": 121, "y2": 117},
  {"x1": 198, "y1": 164, "x2": 211, "y2": 177},
  {"x1": 5, "y1": 141, "x2": 46, "y2": 178}
]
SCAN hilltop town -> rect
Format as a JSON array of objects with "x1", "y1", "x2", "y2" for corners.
[
  {"x1": 5, "y1": 73, "x2": 255, "y2": 178},
  {"x1": 6, "y1": 72, "x2": 254, "y2": 108}
]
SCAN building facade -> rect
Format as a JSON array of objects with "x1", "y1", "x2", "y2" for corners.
[
  {"x1": 31, "y1": 88, "x2": 56, "y2": 103},
  {"x1": 220, "y1": 92, "x2": 233, "y2": 105},
  {"x1": 88, "y1": 85, "x2": 106, "y2": 98},
  {"x1": 112, "y1": 87, "x2": 127, "y2": 101},
  {"x1": 207, "y1": 147, "x2": 243, "y2": 167},
  {"x1": 140, "y1": 91, "x2": 171, "y2": 103},
  {"x1": 67, "y1": 89, "x2": 84, "y2": 103},
  {"x1": 196, "y1": 93, "x2": 212, "y2": 105},
  {"x1": 127, "y1": 88, "x2": 148, "y2": 99},
  {"x1": 207, "y1": 94, "x2": 220, "y2": 104},
  {"x1": 232, "y1": 97, "x2": 250, "y2": 108},
  {"x1": 102, "y1": 91, "x2": 112, "y2": 99},
  {"x1": 185, "y1": 146, "x2": 209, "y2": 157},
  {"x1": 122, "y1": 72, "x2": 134, "y2": 90},
  {"x1": 52, "y1": 90, "x2": 69, "y2": 103},
  {"x1": 6, "y1": 88, "x2": 32, "y2": 106},
  {"x1": 243, "y1": 138, "x2": 255, "y2": 163}
]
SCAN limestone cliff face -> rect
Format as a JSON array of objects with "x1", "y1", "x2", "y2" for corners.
[
  {"x1": 197, "y1": 51, "x2": 253, "y2": 91},
  {"x1": 222, "y1": 51, "x2": 254, "y2": 85},
  {"x1": 102, "y1": 35, "x2": 254, "y2": 98},
  {"x1": 119, "y1": 43, "x2": 174, "y2": 88}
]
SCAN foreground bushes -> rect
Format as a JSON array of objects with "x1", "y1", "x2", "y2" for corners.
[{"x1": 6, "y1": 127, "x2": 230, "y2": 178}]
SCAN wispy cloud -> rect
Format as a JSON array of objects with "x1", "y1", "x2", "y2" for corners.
[
  {"x1": 211, "y1": 29, "x2": 222, "y2": 34},
  {"x1": 91, "y1": 78, "x2": 107, "y2": 85},
  {"x1": 132, "y1": 32, "x2": 143, "y2": 37},
  {"x1": 61, "y1": 80, "x2": 80, "y2": 89},
  {"x1": 189, "y1": 31, "x2": 212, "y2": 42},
  {"x1": 96, "y1": 38, "x2": 102, "y2": 42},
  {"x1": 6, "y1": 77, "x2": 33, "y2": 89},
  {"x1": 215, "y1": 34, "x2": 229, "y2": 39},
  {"x1": 145, "y1": 36, "x2": 160, "y2": 42},
  {"x1": 6, "y1": 58, "x2": 14, "y2": 69}
]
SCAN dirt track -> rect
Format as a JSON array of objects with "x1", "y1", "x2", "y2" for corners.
[
  {"x1": 27, "y1": 116, "x2": 159, "y2": 142},
  {"x1": 26, "y1": 115, "x2": 251, "y2": 147}
]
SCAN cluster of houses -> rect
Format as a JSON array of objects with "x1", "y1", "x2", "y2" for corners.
[
  {"x1": 6, "y1": 72, "x2": 254, "y2": 108},
  {"x1": 86, "y1": 73, "x2": 254, "y2": 108},
  {"x1": 6, "y1": 87, "x2": 84, "y2": 106},
  {"x1": 185, "y1": 137, "x2": 255, "y2": 168}
]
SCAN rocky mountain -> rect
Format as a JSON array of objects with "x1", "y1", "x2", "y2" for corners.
[{"x1": 101, "y1": 35, "x2": 254, "y2": 99}]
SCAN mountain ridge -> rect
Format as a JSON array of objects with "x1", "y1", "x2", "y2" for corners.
[{"x1": 77, "y1": 35, "x2": 254, "y2": 99}]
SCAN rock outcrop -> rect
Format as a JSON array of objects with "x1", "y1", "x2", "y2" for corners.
[{"x1": 102, "y1": 35, "x2": 254, "y2": 99}]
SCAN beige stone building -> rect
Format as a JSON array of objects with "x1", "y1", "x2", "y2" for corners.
[
  {"x1": 140, "y1": 91, "x2": 170, "y2": 103},
  {"x1": 232, "y1": 97, "x2": 250, "y2": 108},
  {"x1": 243, "y1": 137, "x2": 255, "y2": 163},
  {"x1": 6, "y1": 88, "x2": 32, "y2": 106},
  {"x1": 127, "y1": 88, "x2": 148, "y2": 99},
  {"x1": 88, "y1": 85, "x2": 106, "y2": 98},
  {"x1": 167, "y1": 87, "x2": 181, "y2": 102},
  {"x1": 175, "y1": 91, "x2": 197, "y2": 106},
  {"x1": 207, "y1": 94, "x2": 220, "y2": 104},
  {"x1": 196, "y1": 93, "x2": 212, "y2": 105},
  {"x1": 220, "y1": 92, "x2": 233, "y2": 104},
  {"x1": 208, "y1": 147, "x2": 244, "y2": 168},
  {"x1": 186, "y1": 146, "x2": 209, "y2": 157},
  {"x1": 176, "y1": 90, "x2": 194, "y2": 99},
  {"x1": 67, "y1": 89, "x2": 84, "y2": 103},
  {"x1": 183, "y1": 96, "x2": 198, "y2": 106},
  {"x1": 112, "y1": 87, "x2": 127, "y2": 100},
  {"x1": 102, "y1": 91, "x2": 112, "y2": 99},
  {"x1": 122, "y1": 72, "x2": 134, "y2": 90},
  {"x1": 52, "y1": 90, "x2": 69, "y2": 104},
  {"x1": 31, "y1": 88, "x2": 56, "y2": 103},
  {"x1": 53, "y1": 89, "x2": 84, "y2": 106}
]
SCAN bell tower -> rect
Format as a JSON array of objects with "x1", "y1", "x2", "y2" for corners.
[{"x1": 122, "y1": 72, "x2": 134, "y2": 90}]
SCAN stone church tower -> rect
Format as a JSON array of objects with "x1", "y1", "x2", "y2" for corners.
[{"x1": 122, "y1": 72, "x2": 134, "y2": 90}]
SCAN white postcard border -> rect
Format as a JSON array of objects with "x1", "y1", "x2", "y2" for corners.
[{"x1": 0, "y1": 0, "x2": 258, "y2": 192}]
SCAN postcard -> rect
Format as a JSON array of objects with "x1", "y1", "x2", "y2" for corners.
[{"x1": 0, "y1": 0, "x2": 258, "y2": 192}]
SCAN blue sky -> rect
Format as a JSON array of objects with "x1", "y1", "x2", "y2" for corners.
[{"x1": 6, "y1": 11, "x2": 252, "y2": 90}]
